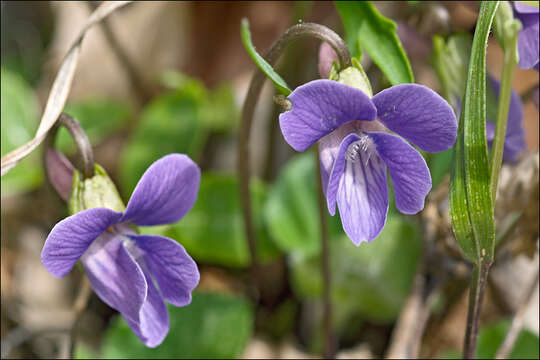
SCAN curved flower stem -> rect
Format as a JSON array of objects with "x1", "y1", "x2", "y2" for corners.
[
  {"x1": 463, "y1": 260, "x2": 491, "y2": 359},
  {"x1": 69, "y1": 276, "x2": 92, "y2": 358},
  {"x1": 45, "y1": 113, "x2": 95, "y2": 181},
  {"x1": 237, "y1": 22, "x2": 350, "y2": 357}
]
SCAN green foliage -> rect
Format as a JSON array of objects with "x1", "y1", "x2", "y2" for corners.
[
  {"x1": 159, "y1": 71, "x2": 238, "y2": 133},
  {"x1": 264, "y1": 152, "x2": 343, "y2": 257},
  {"x1": 120, "y1": 73, "x2": 237, "y2": 196},
  {"x1": 335, "y1": 1, "x2": 414, "y2": 85},
  {"x1": 290, "y1": 216, "x2": 421, "y2": 324},
  {"x1": 0, "y1": 68, "x2": 43, "y2": 196},
  {"x1": 240, "y1": 18, "x2": 292, "y2": 95},
  {"x1": 449, "y1": 1, "x2": 498, "y2": 264},
  {"x1": 56, "y1": 99, "x2": 132, "y2": 153},
  {"x1": 78, "y1": 291, "x2": 254, "y2": 359},
  {"x1": 165, "y1": 173, "x2": 280, "y2": 268}
]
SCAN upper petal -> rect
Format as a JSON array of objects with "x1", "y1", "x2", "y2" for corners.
[
  {"x1": 279, "y1": 79, "x2": 377, "y2": 152},
  {"x1": 41, "y1": 208, "x2": 122, "y2": 278},
  {"x1": 122, "y1": 154, "x2": 201, "y2": 226},
  {"x1": 335, "y1": 136, "x2": 389, "y2": 245},
  {"x1": 366, "y1": 132, "x2": 432, "y2": 214},
  {"x1": 81, "y1": 232, "x2": 147, "y2": 325},
  {"x1": 372, "y1": 84, "x2": 457, "y2": 152},
  {"x1": 130, "y1": 234, "x2": 199, "y2": 307}
]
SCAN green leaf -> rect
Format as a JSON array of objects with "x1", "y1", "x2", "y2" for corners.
[
  {"x1": 241, "y1": 18, "x2": 292, "y2": 95},
  {"x1": 335, "y1": 1, "x2": 414, "y2": 85},
  {"x1": 264, "y1": 152, "x2": 344, "y2": 257},
  {"x1": 56, "y1": 99, "x2": 132, "y2": 153},
  {"x1": 290, "y1": 216, "x2": 421, "y2": 323},
  {"x1": 90, "y1": 291, "x2": 254, "y2": 359},
  {"x1": 449, "y1": 1, "x2": 498, "y2": 264},
  {"x1": 166, "y1": 173, "x2": 280, "y2": 268},
  {"x1": 119, "y1": 87, "x2": 208, "y2": 196},
  {"x1": 1, "y1": 68, "x2": 43, "y2": 196},
  {"x1": 159, "y1": 70, "x2": 238, "y2": 133}
]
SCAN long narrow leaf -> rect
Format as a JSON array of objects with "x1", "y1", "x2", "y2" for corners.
[
  {"x1": 450, "y1": 1, "x2": 498, "y2": 264},
  {"x1": 240, "y1": 18, "x2": 291, "y2": 96}
]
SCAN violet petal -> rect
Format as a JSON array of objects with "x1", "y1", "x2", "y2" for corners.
[
  {"x1": 279, "y1": 80, "x2": 377, "y2": 152},
  {"x1": 325, "y1": 133, "x2": 362, "y2": 215},
  {"x1": 122, "y1": 154, "x2": 201, "y2": 226},
  {"x1": 318, "y1": 122, "x2": 359, "y2": 196},
  {"x1": 490, "y1": 79, "x2": 526, "y2": 162},
  {"x1": 516, "y1": 11, "x2": 539, "y2": 69},
  {"x1": 81, "y1": 232, "x2": 147, "y2": 325},
  {"x1": 41, "y1": 208, "x2": 122, "y2": 278},
  {"x1": 124, "y1": 260, "x2": 169, "y2": 348},
  {"x1": 514, "y1": 2, "x2": 539, "y2": 14},
  {"x1": 367, "y1": 132, "x2": 432, "y2": 214},
  {"x1": 372, "y1": 84, "x2": 457, "y2": 152},
  {"x1": 335, "y1": 135, "x2": 389, "y2": 245},
  {"x1": 131, "y1": 234, "x2": 199, "y2": 307}
]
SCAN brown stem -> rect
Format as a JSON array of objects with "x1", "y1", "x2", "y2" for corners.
[
  {"x1": 68, "y1": 276, "x2": 92, "y2": 358},
  {"x1": 316, "y1": 149, "x2": 334, "y2": 358},
  {"x1": 46, "y1": 113, "x2": 95, "y2": 180},
  {"x1": 237, "y1": 22, "x2": 349, "y2": 357},
  {"x1": 463, "y1": 260, "x2": 492, "y2": 359},
  {"x1": 237, "y1": 22, "x2": 350, "y2": 275}
]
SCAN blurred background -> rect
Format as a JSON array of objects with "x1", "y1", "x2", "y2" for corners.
[{"x1": 1, "y1": 1, "x2": 538, "y2": 358}]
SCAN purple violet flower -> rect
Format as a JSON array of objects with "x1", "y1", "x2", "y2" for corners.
[
  {"x1": 486, "y1": 78, "x2": 527, "y2": 162},
  {"x1": 279, "y1": 80, "x2": 457, "y2": 245},
  {"x1": 513, "y1": 2, "x2": 539, "y2": 70},
  {"x1": 41, "y1": 154, "x2": 201, "y2": 347}
]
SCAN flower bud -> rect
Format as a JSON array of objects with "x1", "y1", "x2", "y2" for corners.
[{"x1": 69, "y1": 164, "x2": 126, "y2": 215}]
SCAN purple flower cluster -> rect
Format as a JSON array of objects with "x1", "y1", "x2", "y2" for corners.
[
  {"x1": 41, "y1": 154, "x2": 200, "y2": 347},
  {"x1": 279, "y1": 79, "x2": 457, "y2": 245}
]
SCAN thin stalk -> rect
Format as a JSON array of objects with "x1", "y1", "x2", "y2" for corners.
[
  {"x1": 69, "y1": 276, "x2": 92, "y2": 358},
  {"x1": 463, "y1": 260, "x2": 491, "y2": 359},
  {"x1": 237, "y1": 22, "x2": 349, "y2": 357},
  {"x1": 489, "y1": 24, "x2": 519, "y2": 200},
  {"x1": 237, "y1": 23, "x2": 350, "y2": 271},
  {"x1": 55, "y1": 113, "x2": 95, "y2": 180},
  {"x1": 316, "y1": 150, "x2": 334, "y2": 358}
]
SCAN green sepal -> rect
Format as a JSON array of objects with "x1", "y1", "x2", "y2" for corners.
[
  {"x1": 333, "y1": 58, "x2": 373, "y2": 98},
  {"x1": 68, "y1": 164, "x2": 126, "y2": 215}
]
